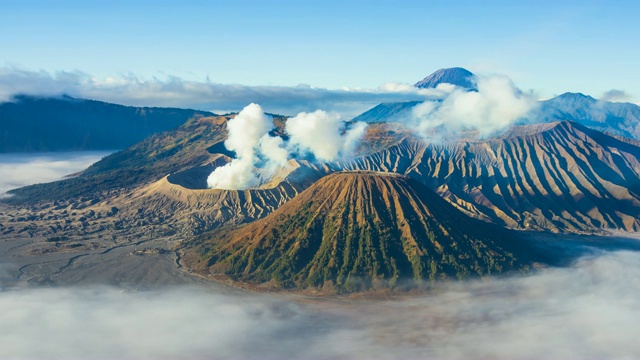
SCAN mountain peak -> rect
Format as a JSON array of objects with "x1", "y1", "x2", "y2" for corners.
[
  {"x1": 555, "y1": 92, "x2": 596, "y2": 102},
  {"x1": 415, "y1": 67, "x2": 477, "y2": 90}
]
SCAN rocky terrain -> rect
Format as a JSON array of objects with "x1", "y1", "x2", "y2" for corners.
[{"x1": 4, "y1": 119, "x2": 639, "y2": 249}]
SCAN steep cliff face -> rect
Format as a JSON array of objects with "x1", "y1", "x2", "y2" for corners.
[{"x1": 185, "y1": 172, "x2": 533, "y2": 292}]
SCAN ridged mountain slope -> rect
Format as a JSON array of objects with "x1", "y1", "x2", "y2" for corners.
[
  {"x1": 351, "y1": 101, "x2": 420, "y2": 124},
  {"x1": 333, "y1": 121, "x2": 640, "y2": 232}
]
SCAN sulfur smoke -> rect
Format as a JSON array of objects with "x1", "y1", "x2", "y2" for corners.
[
  {"x1": 286, "y1": 110, "x2": 367, "y2": 162},
  {"x1": 207, "y1": 104, "x2": 367, "y2": 190},
  {"x1": 410, "y1": 75, "x2": 537, "y2": 139},
  {"x1": 205, "y1": 103, "x2": 274, "y2": 190}
]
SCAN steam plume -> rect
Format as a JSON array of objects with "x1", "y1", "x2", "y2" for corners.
[
  {"x1": 410, "y1": 75, "x2": 537, "y2": 139},
  {"x1": 285, "y1": 110, "x2": 367, "y2": 162},
  {"x1": 206, "y1": 103, "x2": 273, "y2": 189},
  {"x1": 207, "y1": 104, "x2": 367, "y2": 190}
]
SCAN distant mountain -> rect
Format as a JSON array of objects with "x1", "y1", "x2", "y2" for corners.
[
  {"x1": 414, "y1": 67, "x2": 477, "y2": 91},
  {"x1": 351, "y1": 101, "x2": 420, "y2": 124},
  {"x1": 353, "y1": 67, "x2": 477, "y2": 123},
  {"x1": 183, "y1": 172, "x2": 534, "y2": 292},
  {"x1": 353, "y1": 86, "x2": 640, "y2": 141},
  {"x1": 0, "y1": 95, "x2": 214, "y2": 152},
  {"x1": 538, "y1": 92, "x2": 640, "y2": 139}
]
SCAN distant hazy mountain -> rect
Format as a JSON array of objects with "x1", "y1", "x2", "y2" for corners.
[
  {"x1": 0, "y1": 95, "x2": 214, "y2": 152},
  {"x1": 351, "y1": 101, "x2": 420, "y2": 124},
  {"x1": 539, "y1": 92, "x2": 640, "y2": 139},
  {"x1": 414, "y1": 67, "x2": 477, "y2": 91}
]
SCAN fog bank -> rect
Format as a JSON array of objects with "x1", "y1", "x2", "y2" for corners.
[
  {"x1": 1, "y1": 250, "x2": 639, "y2": 359},
  {"x1": 0, "y1": 152, "x2": 112, "y2": 196}
]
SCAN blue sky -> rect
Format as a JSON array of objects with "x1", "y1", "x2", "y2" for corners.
[{"x1": 1, "y1": 0, "x2": 638, "y2": 104}]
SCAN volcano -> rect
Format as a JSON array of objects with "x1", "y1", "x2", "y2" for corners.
[
  {"x1": 414, "y1": 67, "x2": 477, "y2": 91},
  {"x1": 184, "y1": 172, "x2": 534, "y2": 292}
]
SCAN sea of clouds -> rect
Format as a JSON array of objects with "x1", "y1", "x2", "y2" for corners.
[
  {"x1": 1, "y1": 250, "x2": 639, "y2": 359},
  {"x1": 0, "y1": 152, "x2": 112, "y2": 196}
]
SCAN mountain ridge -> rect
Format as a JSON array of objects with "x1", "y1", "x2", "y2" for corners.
[
  {"x1": 0, "y1": 95, "x2": 215, "y2": 152},
  {"x1": 539, "y1": 92, "x2": 640, "y2": 139},
  {"x1": 5, "y1": 119, "x2": 640, "y2": 235}
]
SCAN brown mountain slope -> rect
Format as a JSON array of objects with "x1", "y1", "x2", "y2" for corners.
[
  {"x1": 183, "y1": 172, "x2": 535, "y2": 292},
  {"x1": 331, "y1": 121, "x2": 640, "y2": 232},
  {"x1": 7, "y1": 119, "x2": 638, "y2": 237}
]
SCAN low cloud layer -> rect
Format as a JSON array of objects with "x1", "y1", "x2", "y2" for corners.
[
  {"x1": 600, "y1": 89, "x2": 630, "y2": 102},
  {"x1": 0, "y1": 152, "x2": 112, "y2": 196},
  {"x1": 0, "y1": 68, "x2": 429, "y2": 118},
  {"x1": 409, "y1": 75, "x2": 537, "y2": 139},
  {"x1": 207, "y1": 104, "x2": 367, "y2": 190},
  {"x1": 1, "y1": 250, "x2": 639, "y2": 359}
]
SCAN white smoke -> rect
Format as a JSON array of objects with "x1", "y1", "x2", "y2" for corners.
[
  {"x1": 206, "y1": 103, "x2": 273, "y2": 189},
  {"x1": 410, "y1": 75, "x2": 537, "y2": 139},
  {"x1": 286, "y1": 110, "x2": 368, "y2": 162},
  {"x1": 258, "y1": 135, "x2": 289, "y2": 167},
  {"x1": 207, "y1": 104, "x2": 367, "y2": 190}
]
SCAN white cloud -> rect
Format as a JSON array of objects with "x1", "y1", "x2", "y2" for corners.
[
  {"x1": 1, "y1": 251, "x2": 639, "y2": 358},
  {"x1": 0, "y1": 68, "x2": 428, "y2": 118},
  {"x1": 600, "y1": 89, "x2": 630, "y2": 102},
  {"x1": 285, "y1": 110, "x2": 366, "y2": 162},
  {"x1": 0, "y1": 152, "x2": 112, "y2": 196},
  {"x1": 409, "y1": 75, "x2": 537, "y2": 139}
]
